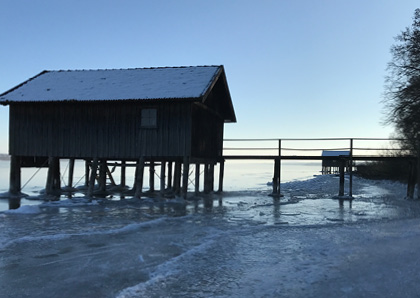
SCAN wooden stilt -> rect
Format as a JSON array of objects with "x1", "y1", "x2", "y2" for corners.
[
  {"x1": 195, "y1": 163, "x2": 200, "y2": 194},
  {"x1": 149, "y1": 160, "x2": 155, "y2": 192},
  {"x1": 338, "y1": 158, "x2": 345, "y2": 197},
  {"x1": 174, "y1": 161, "x2": 182, "y2": 195},
  {"x1": 218, "y1": 159, "x2": 225, "y2": 192},
  {"x1": 87, "y1": 158, "x2": 99, "y2": 197},
  {"x1": 85, "y1": 160, "x2": 90, "y2": 187},
  {"x1": 182, "y1": 156, "x2": 189, "y2": 198},
  {"x1": 272, "y1": 158, "x2": 280, "y2": 195},
  {"x1": 160, "y1": 160, "x2": 166, "y2": 194},
  {"x1": 99, "y1": 159, "x2": 107, "y2": 192},
  {"x1": 167, "y1": 161, "x2": 173, "y2": 189},
  {"x1": 204, "y1": 163, "x2": 210, "y2": 193},
  {"x1": 209, "y1": 163, "x2": 215, "y2": 192},
  {"x1": 134, "y1": 157, "x2": 145, "y2": 199},
  {"x1": 68, "y1": 158, "x2": 75, "y2": 188},
  {"x1": 46, "y1": 157, "x2": 60, "y2": 195},
  {"x1": 120, "y1": 160, "x2": 126, "y2": 187},
  {"x1": 9, "y1": 155, "x2": 21, "y2": 195}
]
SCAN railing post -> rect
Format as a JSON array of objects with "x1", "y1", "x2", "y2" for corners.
[
  {"x1": 278, "y1": 139, "x2": 282, "y2": 196},
  {"x1": 349, "y1": 138, "x2": 353, "y2": 197}
]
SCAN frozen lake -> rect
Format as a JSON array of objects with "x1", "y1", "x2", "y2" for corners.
[{"x1": 1, "y1": 159, "x2": 420, "y2": 297}]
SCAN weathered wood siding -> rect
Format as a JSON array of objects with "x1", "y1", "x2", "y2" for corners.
[
  {"x1": 9, "y1": 101, "x2": 193, "y2": 159},
  {"x1": 191, "y1": 103, "x2": 224, "y2": 158}
]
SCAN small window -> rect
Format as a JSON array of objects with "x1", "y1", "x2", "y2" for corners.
[{"x1": 141, "y1": 108, "x2": 157, "y2": 128}]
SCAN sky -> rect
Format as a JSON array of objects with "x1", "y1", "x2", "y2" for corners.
[{"x1": 0, "y1": 0, "x2": 419, "y2": 154}]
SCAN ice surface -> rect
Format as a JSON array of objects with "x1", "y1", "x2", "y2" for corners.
[{"x1": 1, "y1": 172, "x2": 420, "y2": 297}]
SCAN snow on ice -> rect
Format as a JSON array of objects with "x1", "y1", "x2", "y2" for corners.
[{"x1": 1, "y1": 174, "x2": 420, "y2": 297}]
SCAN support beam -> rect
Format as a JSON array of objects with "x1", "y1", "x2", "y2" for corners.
[
  {"x1": 9, "y1": 156, "x2": 21, "y2": 195},
  {"x1": 120, "y1": 161, "x2": 126, "y2": 187},
  {"x1": 218, "y1": 159, "x2": 225, "y2": 192},
  {"x1": 98, "y1": 159, "x2": 107, "y2": 192},
  {"x1": 167, "y1": 161, "x2": 173, "y2": 189},
  {"x1": 204, "y1": 163, "x2": 211, "y2": 193},
  {"x1": 149, "y1": 160, "x2": 155, "y2": 192},
  {"x1": 182, "y1": 157, "x2": 190, "y2": 198},
  {"x1": 195, "y1": 163, "x2": 200, "y2": 194},
  {"x1": 68, "y1": 158, "x2": 75, "y2": 188},
  {"x1": 174, "y1": 161, "x2": 182, "y2": 195},
  {"x1": 134, "y1": 157, "x2": 145, "y2": 199},
  {"x1": 338, "y1": 158, "x2": 345, "y2": 197},
  {"x1": 209, "y1": 163, "x2": 215, "y2": 192},
  {"x1": 46, "y1": 157, "x2": 60, "y2": 195},
  {"x1": 160, "y1": 160, "x2": 166, "y2": 194},
  {"x1": 87, "y1": 158, "x2": 99, "y2": 197},
  {"x1": 85, "y1": 160, "x2": 90, "y2": 187}
]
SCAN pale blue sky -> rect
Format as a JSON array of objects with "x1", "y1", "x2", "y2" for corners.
[{"x1": 0, "y1": 0, "x2": 418, "y2": 153}]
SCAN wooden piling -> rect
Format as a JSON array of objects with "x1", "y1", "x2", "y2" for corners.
[
  {"x1": 68, "y1": 158, "x2": 75, "y2": 188},
  {"x1": 149, "y1": 160, "x2": 155, "y2": 192},
  {"x1": 85, "y1": 160, "x2": 90, "y2": 187},
  {"x1": 120, "y1": 160, "x2": 126, "y2": 187},
  {"x1": 174, "y1": 161, "x2": 182, "y2": 195},
  {"x1": 272, "y1": 158, "x2": 280, "y2": 195},
  {"x1": 167, "y1": 161, "x2": 173, "y2": 189},
  {"x1": 160, "y1": 160, "x2": 166, "y2": 194},
  {"x1": 195, "y1": 163, "x2": 200, "y2": 194},
  {"x1": 46, "y1": 157, "x2": 60, "y2": 195},
  {"x1": 182, "y1": 156, "x2": 189, "y2": 197},
  {"x1": 9, "y1": 155, "x2": 21, "y2": 195},
  {"x1": 209, "y1": 163, "x2": 215, "y2": 192},
  {"x1": 338, "y1": 158, "x2": 345, "y2": 197},
  {"x1": 87, "y1": 158, "x2": 99, "y2": 197},
  {"x1": 218, "y1": 159, "x2": 225, "y2": 192},
  {"x1": 134, "y1": 157, "x2": 145, "y2": 199},
  {"x1": 99, "y1": 159, "x2": 107, "y2": 192},
  {"x1": 204, "y1": 163, "x2": 211, "y2": 193}
]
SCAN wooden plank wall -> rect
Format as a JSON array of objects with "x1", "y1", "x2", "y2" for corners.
[{"x1": 9, "y1": 101, "x2": 193, "y2": 159}]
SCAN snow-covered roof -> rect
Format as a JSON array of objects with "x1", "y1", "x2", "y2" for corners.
[
  {"x1": 0, "y1": 66, "x2": 223, "y2": 103},
  {"x1": 322, "y1": 150, "x2": 350, "y2": 157}
]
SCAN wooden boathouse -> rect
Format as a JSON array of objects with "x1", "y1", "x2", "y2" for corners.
[{"x1": 0, "y1": 65, "x2": 236, "y2": 198}]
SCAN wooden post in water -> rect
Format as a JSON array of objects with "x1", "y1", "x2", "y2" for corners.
[
  {"x1": 218, "y1": 159, "x2": 225, "y2": 192},
  {"x1": 149, "y1": 160, "x2": 155, "y2": 192},
  {"x1": 98, "y1": 159, "x2": 107, "y2": 193},
  {"x1": 349, "y1": 139, "x2": 353, "y2": 197},
  {"x1": 160, "y1": 160, "x2": 166, "y2": 194},
  {"x1": 85, "y1": 160, "x2": 90, "y2": 187},
  {"x1": 173, "y1": 160, "x2": 182, "y2": 195},
  {"x1": 68, "y1": 158, "x2": 75, "y2": 188},
  {"x1": 195, "y1": 163, "x2": 200, "y2": 194},
  {"x1": 182, "y1": 156, "x2": 190, "y2": 198},
  {"x1": 134, "y1": 157, "x2": 145, "y2": 199},
  {"x1": 272, "y1": 157, "x2": 280, "y2": 195},
  {"x1": 338, "y1": 158, "x2": 345, "y2": 197},
  {"x1": 209, "y1": 163, "x2": 215, "y2": 192},
  {"x1": 167, "y1": 161, "x2": 173, "y2": 189},
  {"x1": 9, "y1": 156, "x2": 21, "y2": 195},
  {"x1": 120, "y1": 160, "x2": 126, "y2": 187},
  {"x1": 46, "y1": 157, "x2": 60, "y2": 195},
  {"x1": 204, "y1": 163, "x2": 211, "y2": 193},
  {"x1": 87, "y1": 158, "x2": 99, "y2": 197}
]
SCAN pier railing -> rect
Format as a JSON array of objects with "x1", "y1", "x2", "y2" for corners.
[
  {"x1": 223, "y1": 138, "x2": 412, "y2": 160},
  {"x1": 222, "y1": 138, "x2": 417, "y2": 198}
]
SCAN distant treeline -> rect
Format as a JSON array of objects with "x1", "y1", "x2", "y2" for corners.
[
  {"x1": 355, "y1": 160, "x2": 409, "y2": 182},
  {"x1": 0, "y1": 154, "x2": 10, "y2": 161}
]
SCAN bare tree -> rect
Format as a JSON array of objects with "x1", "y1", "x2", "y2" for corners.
[{"x1": 384, "y1": 8, "x2": 420, "y2": 152}]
